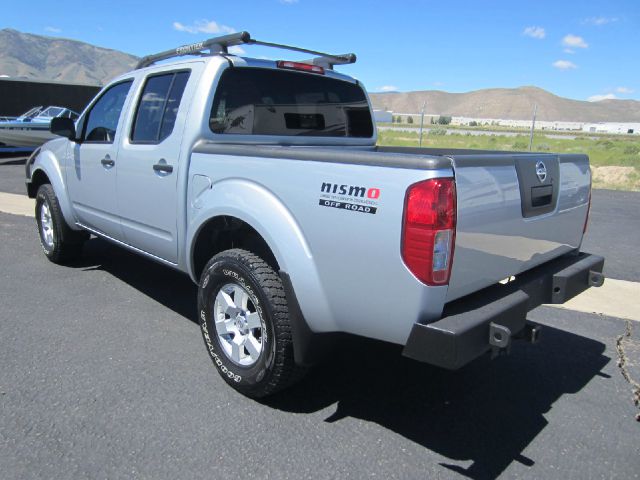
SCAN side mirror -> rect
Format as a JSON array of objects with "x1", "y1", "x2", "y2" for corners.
[{"x1": 50, "y1": 117, "x2": 76, "y2": 140}]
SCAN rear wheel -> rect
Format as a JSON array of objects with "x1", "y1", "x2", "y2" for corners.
[
  {"x1": 35, "y1": 184, "x2": 86, "y2": 263},
  {"x1": 197, "y1": 249, "x2": 307, "y2": 398}
]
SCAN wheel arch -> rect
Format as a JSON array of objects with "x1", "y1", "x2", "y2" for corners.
[
  {"x1": 28, "y1": 148, "x2": 78, "y2": 230},
  {"x1": 27, "y1": 169, "x2": 51, "y2": 198},
  {"x1": 191, "y1": 215, "x2": 280, "y2": 281},
  {"x1": 186, "y1": 179, "x2": 337, "y2": 337}
]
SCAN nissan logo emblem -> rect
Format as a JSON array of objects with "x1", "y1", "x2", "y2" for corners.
[{"x1": 536, "y1": 161, "x2": 547, "y2": 183}]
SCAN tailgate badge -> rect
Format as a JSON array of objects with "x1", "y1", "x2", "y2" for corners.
[{"x1": 535, "y1": 161, "x2": 547, "y2": 183}]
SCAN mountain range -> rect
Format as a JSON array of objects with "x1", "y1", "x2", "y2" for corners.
[
  {"x1": 1, "y1": 28, "x2": 638, "y2": 122},
  {"x1": 0, "y1": 28, "x2": 137, "y2": 85},
  {"x1": 369, "y1": 87, "x2": 640, "y2": 123}
]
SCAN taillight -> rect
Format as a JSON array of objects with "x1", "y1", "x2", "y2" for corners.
[
  {"x1": 276, "y1": 60, "x2": 325, "y2": 75},
  {"x1": 401, "y1": 178, "x2": 456, "y2": 285}
]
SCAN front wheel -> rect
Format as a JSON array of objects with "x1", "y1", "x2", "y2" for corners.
[
  {"x1": 197, "y1": 249, "x2": 306, "y2": 398},
  {"x1": 35, "y1": 184, "x2": 86, "y2": 263}
]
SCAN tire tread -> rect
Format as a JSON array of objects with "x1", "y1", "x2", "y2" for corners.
[
  {"x1": 200, "y1": 248, "x2": 307, "y2": 397},
  {"x1": 35, "y1": 184, "x2": 86, "y2": 264}
]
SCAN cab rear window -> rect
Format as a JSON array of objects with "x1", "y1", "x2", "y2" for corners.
[{"x1": 209, "y1": 67, "x2": 373, "y2": 138}]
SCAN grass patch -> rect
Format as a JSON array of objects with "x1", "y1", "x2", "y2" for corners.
[{"x1": 377, "y1": 130, "x2": 640, "y2": 191}]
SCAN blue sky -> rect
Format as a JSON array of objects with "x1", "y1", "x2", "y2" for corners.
[{"x1": 2, "y1": 0, "x2": 638, "y2": 101}]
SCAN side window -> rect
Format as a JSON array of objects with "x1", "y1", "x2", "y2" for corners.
[
  {"x1": 83, "y1": 80, "x2": 133, "y2": 143},
  {"x1": 131, "y1": 71, "x2": 190, "y2": 144}
]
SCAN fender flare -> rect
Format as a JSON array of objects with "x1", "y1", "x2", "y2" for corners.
[
  {"x1": 186, "y1": 178, "x2": 337, "y2": 337},
  {"x1": 30, "y1": 150, "x2": 78, "y2": 229}
]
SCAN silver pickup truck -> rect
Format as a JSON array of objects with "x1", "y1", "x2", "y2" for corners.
[{"x1": 25, "y1": 32, "x2": 604, "y2": 398}]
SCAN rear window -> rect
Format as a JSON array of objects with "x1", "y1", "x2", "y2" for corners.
[
  {"x1": 209, "y1": 67, "x2": 373, "y2": 138},
  {"x1": 131, "y1": 71, "x2": 190, "y2": 143}
]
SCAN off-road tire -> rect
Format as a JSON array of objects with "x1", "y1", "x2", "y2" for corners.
[
  {"x1": 35, "y1": 184, "x2": 86, "y2": 264},
  {"x1": 197, "y1": 249, "x2": 307, "y2": 398}
]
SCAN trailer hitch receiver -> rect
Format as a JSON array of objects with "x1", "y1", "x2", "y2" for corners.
[
  {"x1": 489, "y1": 322, "x2": 511, "y2": 358},
  {"x1": 589, "y1": 270, "x2": 604, "y2": 287}
]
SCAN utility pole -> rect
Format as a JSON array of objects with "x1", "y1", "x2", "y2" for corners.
[
  {"x1": 528, "y1": 103, "x2": 537, "y2": 151},
  {"x1": 419, "y1": 101, "x2": 426, "y2": 147}
]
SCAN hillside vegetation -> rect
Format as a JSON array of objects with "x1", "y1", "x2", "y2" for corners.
[{"x1": 0, "y1": 28, "x2": 138, "y2": 85}]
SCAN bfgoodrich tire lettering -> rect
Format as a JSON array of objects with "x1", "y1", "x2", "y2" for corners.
[
  {"x1": 35, "y1": 184, "x2": 86, "y2": 264},
  {"x1": 197, "y1": 249, "x2": 307, "y2": 398}
]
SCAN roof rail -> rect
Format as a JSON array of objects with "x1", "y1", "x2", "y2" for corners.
[{"x1": 135, "y1": 31, "x2": 356, "y2": 70}]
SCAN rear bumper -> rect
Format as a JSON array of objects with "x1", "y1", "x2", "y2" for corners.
[{"x1": 402, "y1": 252, "x2": 605, "y2": 369}]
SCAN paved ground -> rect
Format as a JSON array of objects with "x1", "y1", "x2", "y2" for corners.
[
  {"x1": 0, "y1": 155, "x2": 29, "y2": 195},
  {"x1": 1, "y1": 155, "x2": 639, "y2": 479},
  {"x1": 580, "y1": 189, "x2": 640, "y2": 283}
]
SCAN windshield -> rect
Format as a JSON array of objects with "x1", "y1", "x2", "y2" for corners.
[
  {"x1": 17, "y1": 106, "x2": 43, "y2": 120},
  {"x1": 210, "y1": 67, "x2": 373, "y2": 138},
  {"x1": 37, "y1": 107, "x2": 65, "y2": 118}
]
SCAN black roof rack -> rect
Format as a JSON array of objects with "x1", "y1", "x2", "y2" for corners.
[{"x1": 135, "y1": 31, "x2": 356, "y2": 70}]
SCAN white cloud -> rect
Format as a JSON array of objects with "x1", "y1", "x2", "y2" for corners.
[
  {"x1": 583, "y1": 17, "x2": 618, "y2": 26},
  {"x1": 523, "y1": 26, "x2": 545, "y2": 39},
  {"x1": 228, "y1": 46, "x2": 246, "y2": 55},
  {"x1": 562, "y1": 34, "x2": 588, "y2": 49},
  {"x1": 563, "y1": 48, "x2": 575, "y2": 54},
  {"x1": 616, "y1": 86, "x2": 634, "y2": 94},
  {"x1": 377, "y1": 85, "x2": 398, "y2": 92},
  {"x1": 553, "y1": 60, "x2": 577, "y2": 70},
  {"x1": 173, "y1": 20, "x2": 235, "y2": 35},
  {"x1": 588, "y1": 93, "x2": 617, "y2": 102},
  {"x1": 44, "y1": 26, "x2": 61, "y2": 33},
  {"x1": 280, "y1": 0, "x2": 299, "y2": 3}
]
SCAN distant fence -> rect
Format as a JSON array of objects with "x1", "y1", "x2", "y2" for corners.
[{"x1": 0, "y1": 78, "x2": 101, "y2": 116}]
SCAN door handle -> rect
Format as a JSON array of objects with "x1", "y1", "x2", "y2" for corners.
[
  {"x1": 153, "y1": 163, "x2": 173, "y2": 174},
  {"x1": 101, "y1": 157, "x2": 115, "y2": 168}
]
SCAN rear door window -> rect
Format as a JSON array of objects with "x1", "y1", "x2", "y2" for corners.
[
  {"x1": 131, "y1": 71, "x2": 190, "y2": 143},
  {"x1": 210, "y1": 68, "x2": 373, "y2": 138}
]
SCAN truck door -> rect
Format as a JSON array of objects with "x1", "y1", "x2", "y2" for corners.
[
  {"x1": 67, "y1": 80, "x2": 134, "y2": 239},
  {"x1": 115, "y1": 70, "x2": 192, "y2": 264}
]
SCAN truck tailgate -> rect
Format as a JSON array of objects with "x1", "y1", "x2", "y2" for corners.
[{"x1": 447, "y1": 153, "x2": 591, "y2": 301}]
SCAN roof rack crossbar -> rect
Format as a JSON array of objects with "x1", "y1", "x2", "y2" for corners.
[
  {"x1": 135, "y1": 31, "x2": 356, "y2": 70},
  {"x1": 247, "y1": 39, "x2": 356, "y2": 68}
]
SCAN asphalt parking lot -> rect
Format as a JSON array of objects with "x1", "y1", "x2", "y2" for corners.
[{"x1": 1, "y1": 154, "x2": 639, "y2": 479}]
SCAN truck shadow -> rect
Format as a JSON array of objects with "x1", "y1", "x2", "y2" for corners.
[
  {"x1": 74, "y1": 237, "x2": 199, "y2": 321},
  {"x1": 73, "y1": 237, "x2": 610, "y2": 480},
  {"x1": 264, "y1": 328, "x2": 609, "y2": 479}
]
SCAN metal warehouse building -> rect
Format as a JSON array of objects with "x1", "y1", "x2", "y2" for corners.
[{"x1": 582, "y1": 123, "x2": 640, "y2": 135}]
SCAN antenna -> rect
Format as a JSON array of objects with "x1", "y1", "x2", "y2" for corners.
[{"x1": 528, "y1": 103, "x2": 537, "y2": 151}]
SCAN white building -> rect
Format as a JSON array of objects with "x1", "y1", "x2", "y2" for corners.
[
  {"x1": 392, "y1": 113, "x2": 439, "y2": 124},
  {"x1": 582, "y1": 123, "x2": 640, "y2": 135},
  {"x1": 451, "y1": 116, "x2": 584, "y2": 131},
  {"x1": 372, "y1": 110, "x2": 393, "y2": 123},
  {"x1": 382, "y1": 112, "x2": 640, "y2": 134}
]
